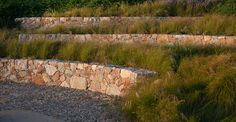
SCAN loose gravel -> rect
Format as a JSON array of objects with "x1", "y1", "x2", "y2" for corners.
[{"x1": 0, "y1": 81, "x2": 126, "y2": 122}]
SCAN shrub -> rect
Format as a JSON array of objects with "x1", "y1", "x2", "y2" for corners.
[{"x1": 213, "y1": 0, "x2": 236, "y2": 15}]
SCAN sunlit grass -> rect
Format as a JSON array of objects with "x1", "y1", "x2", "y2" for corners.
[
  {"x1": 34, "y1": 15, "x2": 236, "y2": 36},
  {"x1": 123, "y1": 53, "x2": 236, "y2": 122}
]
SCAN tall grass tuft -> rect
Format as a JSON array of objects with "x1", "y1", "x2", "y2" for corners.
[
  {"x1": 21, "y1": 40, "x2": 60, "y2": 59},
  {"x1": 123, "y1": 80, "x2": 183, "y2": 122},
  {"x1": 123, "y1": 50, "x2": 236, "y2": 122}
]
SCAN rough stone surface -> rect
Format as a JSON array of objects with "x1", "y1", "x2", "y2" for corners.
[
  {"x1": 32, "y1": 75, "x2": 44, "y2": 85},
  {"x1": 0, "y1": 81, "x2": 126, "y2": 121},
  {"x1": 106, "y1": 84, "x2": 121, "y2": 96},
  {"x1": 60, "y1": 81, "x2": 70, "y2": 88},
  {"x1": 45, "y1": 64, "x2": 57, "y2": 76},
  {"x1": 42, "y1": 73, "x2": 51, "y2": 83},
  {"x1": 120, "y1": 69, "x2": 131, "y2": 79},
  {"x1": 19, "y1": 34, "x2": 236, "y2": 46},
  {"x1": 70, "y1": 76, "x2": 87, "y2": 90},
  {"x1": 0, "y1": 59, "x2": 156, "y2": 96}
]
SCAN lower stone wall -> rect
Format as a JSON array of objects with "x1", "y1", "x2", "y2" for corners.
[
  {"x1": 0, "y1": 59, "x2": 155, "y2": 96},
  {"x1": 19, "y1": 34, "x2": 236, "y2": 46}
]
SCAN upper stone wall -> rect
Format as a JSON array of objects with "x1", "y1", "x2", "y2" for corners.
[
  {"x1": 15, "y1": 17, "x2": 200, "y2": 29},
  {"x1": 19, "y1": 34, "x2": 236, "y2": 46},
  {"x1": 0, "y1": 59, "x2": 156, "y2": 96}
]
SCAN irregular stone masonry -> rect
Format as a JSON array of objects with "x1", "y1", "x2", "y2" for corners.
[
  {"x1": 0, "y1": 59, "x2": 156, "y2": 96},
  {"x1": 15, "y1": 17, "x2": 200, "y2": 29},
  {"x1": 19, "y1": 34, "x2": 236, "y2": 46}
]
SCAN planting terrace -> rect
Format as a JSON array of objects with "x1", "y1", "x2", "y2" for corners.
[{"x1": 1, "y1": 4, "x2": 236, "y2": 121}]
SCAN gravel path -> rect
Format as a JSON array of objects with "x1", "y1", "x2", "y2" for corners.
[{"x1": 0, "y1": 81, "x2": 126, "y2": 122}]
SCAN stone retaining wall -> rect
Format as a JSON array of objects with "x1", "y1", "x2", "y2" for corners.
[
  {"x1": 15, "y1": 17, "x2": 199, "y2": 29},
  {"x1": 0, "y1": 59, "x2": 156, "y2": 96},
  {"x1": 19, "y1": 34, "x2": 236, "y2": 46}
]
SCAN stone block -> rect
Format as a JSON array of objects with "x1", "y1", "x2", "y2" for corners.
[
  {"x1": 61, "y1": 81, "x2": 70, "y2": 88},
  {"x1": 106, "y1": 84, "x2": 121, "y2": 96},
  {"x1": 120, "y1": 69, "x2": 131, "y2": 79},
  {"x1": 52, "y1": 72, "x2": 60, "y2": 82},
  {"x1": 70, "y1": 76, "x2": 87, "y2": 90},
  {"x1": 32, "y1": 75, "x2": 44, "y2": 85},
  {"x1": 42, "y1": 73, "x2": 51, "y2": 83},
  {"x1": 45, "y1": 64, "x2": 57, "y2": 76}
]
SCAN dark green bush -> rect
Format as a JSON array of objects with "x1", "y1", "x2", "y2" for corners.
[
  {"x1": 0, "y1": 0, "x2": 146, "y2": 18},
  {"x1": 214, "y1": 0, "x2": 236, "y2": 15}
]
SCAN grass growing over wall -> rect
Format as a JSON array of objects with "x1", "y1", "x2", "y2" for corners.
[
  {"x1": 1, "y1": 37, "x2": 234, "y2": 75},
  {"x1": 34, "y1": 15, "x2": 236, "y2": 36},
  {"x1": 0, "y1": 38, "x2": 172, "y2": 76}
]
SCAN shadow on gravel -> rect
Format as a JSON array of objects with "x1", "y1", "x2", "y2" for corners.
[
  {"x1": 0, "y1": 81, "x2": 125, "y2": 122},
  {"x1": 0, "y1": 110, "x2": 64, "y2": 122}
]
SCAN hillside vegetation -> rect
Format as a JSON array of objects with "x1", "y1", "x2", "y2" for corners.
[
  {"x1": 1, "y1": 0, "x2": 235, "y2": 17},
  {"x1": 1, "y1": 0, "x2": 236, "y2": 28}
]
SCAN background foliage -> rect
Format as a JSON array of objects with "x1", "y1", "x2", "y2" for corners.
[{"x1": 0, "y1": 0, "x2": 236, "y2": 28}]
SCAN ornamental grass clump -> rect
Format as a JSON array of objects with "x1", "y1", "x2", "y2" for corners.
[
  {"x1": 123, "y1": 49, "x2": 236, "y2": 122},
  {"x1": 122, "y1": 80, "x2": 183, "y2": 122},
  {"x1": 21, "y1": 40, "x2": 60, "y2": 59}
]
